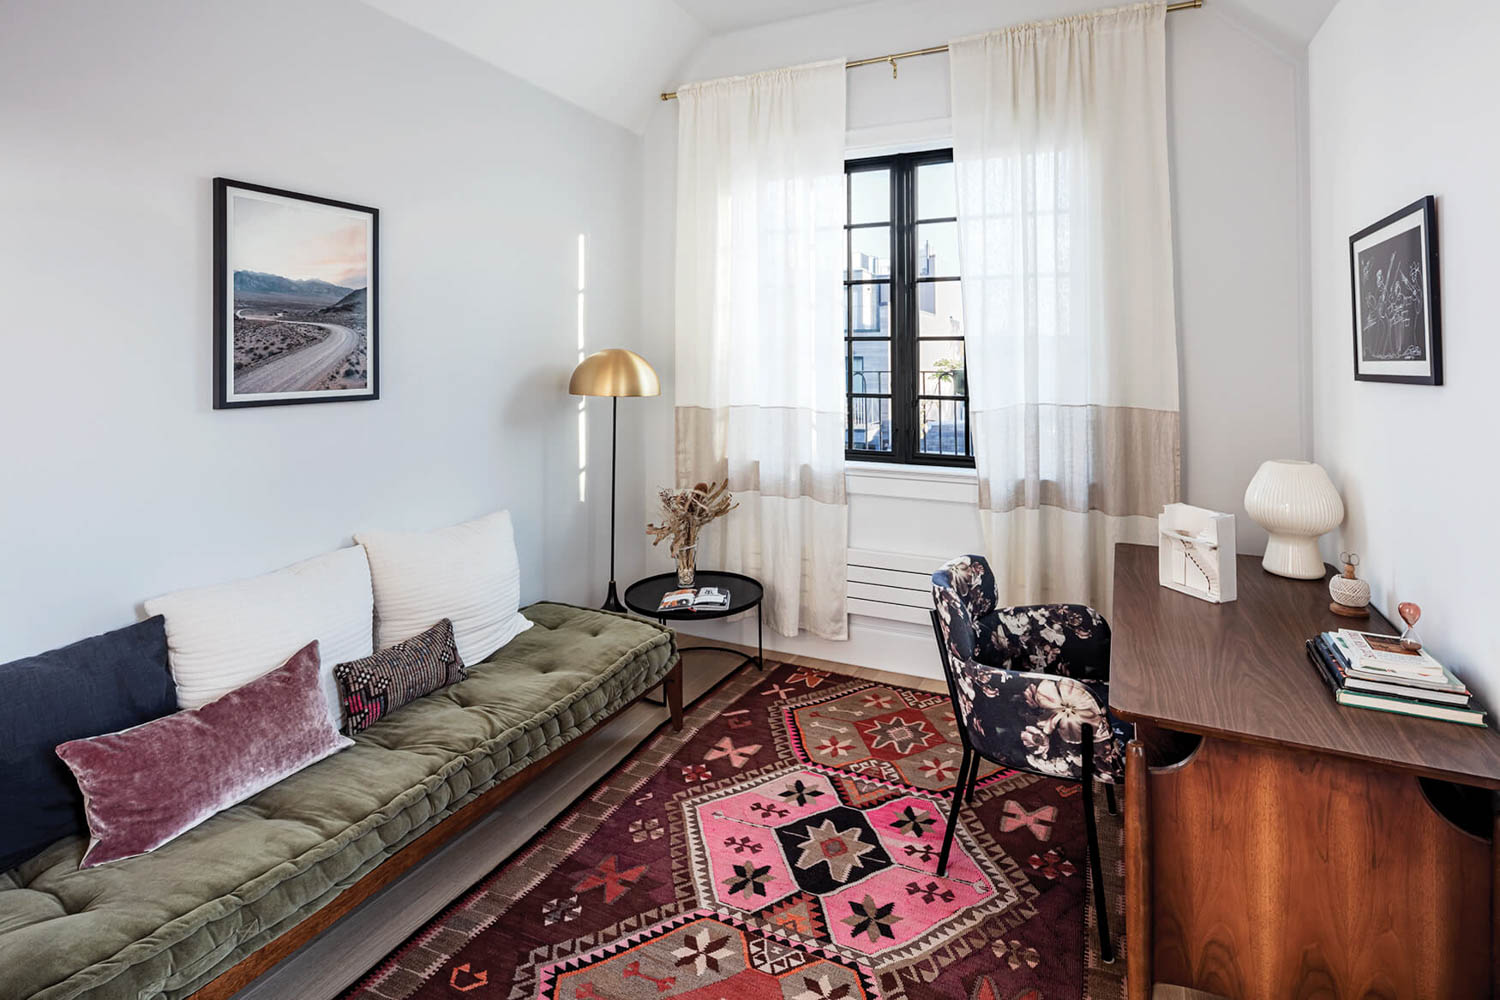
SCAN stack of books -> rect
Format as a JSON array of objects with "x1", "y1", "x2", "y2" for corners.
[{"x1": 1305, "y1": 629, "x2": 1483, "y2": 726}]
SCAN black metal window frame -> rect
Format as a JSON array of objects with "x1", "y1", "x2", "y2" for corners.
[{"x1": 844, "y1": 148, "x2": 973, "y2": 468}]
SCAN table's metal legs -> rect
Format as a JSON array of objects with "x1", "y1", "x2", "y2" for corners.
[{"x1": 642, "y1": 607, "x2": 764, "y2": 707}]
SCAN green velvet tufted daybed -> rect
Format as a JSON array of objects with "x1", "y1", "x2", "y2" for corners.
[{"x1": 0, "y1": 603, "x2": 681, "y2": 1000}]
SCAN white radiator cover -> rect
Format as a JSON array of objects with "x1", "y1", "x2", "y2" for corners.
[{"x1": 846, "y1": 548, "x2": 943, "y2": 626}]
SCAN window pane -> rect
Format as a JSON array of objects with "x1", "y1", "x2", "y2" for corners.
[
  {"x1": 919, "y1": 399, "x2": 968, "y2": 456},
  {"x1": 849, "y1": 169, "x2": 890, "y2": 224},
  {"x1": 919, "y1": 339, "x2": 965, "y2": 397},
  {"x1": 848, "y1": 226, "x2": 891, "y2": 279},
  {"x1": 916, "y1": 222, "x2": 959, "y2": 277},
  {"x1": 917, "y1": 160, "x2": 956, "y2": 219},
  {"x1": 917, "y1": 279, "x2": 963, "y2": 339},
  {"x1": 849, "y1": 339, "x2": 892, "y2": 395},
  {"x1": 842, "y1": 340, "x2": 851, "y2": 447},
  {"x1": 847, "y1": 281, "x2": 890, "y2": 337},
  {"x1": 850, "y1": 397, "x2": 892, "y2": 452},
  {"x1": 843, "y1": 151, "x2": 970, "y2": 465}
]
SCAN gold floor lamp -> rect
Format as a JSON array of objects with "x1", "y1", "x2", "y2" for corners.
[{"x1": 569, "y1": 349, "x2": 660, "y2": 612}]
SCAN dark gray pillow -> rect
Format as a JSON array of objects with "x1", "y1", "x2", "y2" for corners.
[{"x1": 0, "y1": 617, "x2": 178, "y2": 871}]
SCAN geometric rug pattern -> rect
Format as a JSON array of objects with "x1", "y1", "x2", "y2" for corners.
[{"x1": 343, "y1": 663, "x2": 1125, "y2": 1000}]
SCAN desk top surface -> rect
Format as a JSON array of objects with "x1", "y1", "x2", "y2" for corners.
[{"x1": 1110, "y1": 543, "x2": 1500, "y2": 789}]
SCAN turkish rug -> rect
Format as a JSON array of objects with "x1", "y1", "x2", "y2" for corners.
[{"x1": 344, "y1": 662, "x2": 1125, "y2": 1000}]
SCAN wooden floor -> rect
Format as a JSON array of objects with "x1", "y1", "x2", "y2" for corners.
[{"x1": 232, "y1": 639, "x2": 1197, "y2": 1000}]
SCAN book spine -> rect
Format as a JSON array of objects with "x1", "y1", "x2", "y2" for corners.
[
  {"x1": 1335, "y1": 694, "x2": 1486, "y2": 726},
  {"x1": 1343, "y1": 676, "x2": 1470, "y2": 706},
  {"x1": 1306, "y1": 640, "x2": 1341, "y2": 696},
  {"x1": 1322, "y1": 632, "x2": 1353, "y2": 669},
  {"x1": 1313, "y1": 635, "x2": 1348, "y2": 682}
]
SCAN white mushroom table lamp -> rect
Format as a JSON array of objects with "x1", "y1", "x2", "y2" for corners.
[{"x1": 1243, "y1": 460, "x2": 1345, "y2": 579}]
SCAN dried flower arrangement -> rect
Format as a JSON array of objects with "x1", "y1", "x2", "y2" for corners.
[{"x1": 646, "y1": 480, "x2": 737, "y2": 587}]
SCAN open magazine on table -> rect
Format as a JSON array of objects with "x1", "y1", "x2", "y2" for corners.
[{"x1": 657, "y1": 586, "x2": 731, "y2": 612}]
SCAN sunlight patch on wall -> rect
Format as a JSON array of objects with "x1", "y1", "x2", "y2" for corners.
[{"x1": 577, "y1": 233, "x2": 588, "y2": 503}]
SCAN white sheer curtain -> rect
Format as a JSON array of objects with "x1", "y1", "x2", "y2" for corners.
[
  {"x1": 949, "y1": 1, "x2": 1180, "y2": 615},
  {"x1": 674, "y1": 60, "x2": 849, "y2": 640}
]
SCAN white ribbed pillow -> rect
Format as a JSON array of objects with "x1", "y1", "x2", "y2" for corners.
[
  {"x1": 355, "y1": 510, "x2": 532, "y2": 666},
  {"x1": 143, "y1": 546, "x2": 374, "y2": 725}
]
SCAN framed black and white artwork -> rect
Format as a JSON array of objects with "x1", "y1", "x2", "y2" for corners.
[
  {"x1": 213, "y1": 178, "x2": 379, "y2": 408},
  {"x1": 1348, "y1": 195, "x2": 1441, "y2": 385}
]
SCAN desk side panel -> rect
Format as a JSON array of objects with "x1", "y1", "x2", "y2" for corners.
[{"x1": 1149, "y1": 735, "x2": 1489, "y2": 999}]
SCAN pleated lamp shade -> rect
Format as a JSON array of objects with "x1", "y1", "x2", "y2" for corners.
[
  {"x1": 568, "y1": 349, "x2": 660, "y2": 398},
  {"x1": 1243, "y1": 459, "x2": 1344, "y2": 580}
]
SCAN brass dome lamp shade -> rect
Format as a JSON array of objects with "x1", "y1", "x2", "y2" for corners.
[
  {"x1": 568, "y1": 348, "x2": 660, "y2": 398},
  {"x1": 569, "y1": 349, "x2": 659, "y2": 611}
]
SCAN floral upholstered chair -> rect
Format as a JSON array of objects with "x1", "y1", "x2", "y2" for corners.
[{"x1": 929, "y1": 554, "x2": 1128, "y2": 962}]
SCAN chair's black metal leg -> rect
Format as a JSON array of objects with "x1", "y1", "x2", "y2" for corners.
[
  {"x1": 1104, "y1": 779, "x2": 1118, "y2": 816},
  {"x1": 956, "y1": 748, "x2": 978, "y2": 805},
  {"x1": 1081, "y1": 724, "x2": 1114, "y2": 964},
  {"x1": 937, "y1": 745, "x2": 970, "y2": 877},
  {"x1": 964, "y1": 750, "x2": 981, "y2": 804}
]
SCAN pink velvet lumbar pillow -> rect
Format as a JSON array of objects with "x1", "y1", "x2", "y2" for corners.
[{"x1": 55, "y1": 640, "x2": 352, "y2": 868}]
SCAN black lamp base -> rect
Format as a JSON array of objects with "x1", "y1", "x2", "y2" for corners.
[{"x1": 601, "y1": 580, "x2": 625, "y2": 613}]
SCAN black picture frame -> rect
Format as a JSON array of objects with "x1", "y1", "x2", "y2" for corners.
[
  {"x1": 213, "y1": 178, "x2": 380, "y2": 408},
  {"x1": 1348, "y1": 195, "x2": 1441, "y2": 385}
]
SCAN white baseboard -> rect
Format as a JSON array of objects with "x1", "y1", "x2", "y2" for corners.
[{"x1": 671, "y1": 613, "x2": 943, "y2": 682}]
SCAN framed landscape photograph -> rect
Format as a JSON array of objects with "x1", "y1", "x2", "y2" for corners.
[
  {"x1": 1348, "y1": 195, "x2": 1441, "y2": 385},
  {"x1": 213, "y1": 178, "x2": 378, "y2": 408}
]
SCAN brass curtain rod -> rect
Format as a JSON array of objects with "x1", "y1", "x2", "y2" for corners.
[{"x1": 659, "y1": 0, "x2": 1203, "y2": 100}]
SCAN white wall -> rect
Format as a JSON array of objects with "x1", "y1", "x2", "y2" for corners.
[
  {"x1": 0, "y1": 0, "x2": 641, "y2": 661},
  {"x1": 1309, "y1": 0, "x2": 1500, "y2": 703},
  {"x1": 635, "y1": 0, "x2": 1312, "y2": 675}
]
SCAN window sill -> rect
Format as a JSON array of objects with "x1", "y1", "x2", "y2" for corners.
[{"x1": 845, "y1": 461, "x2": 978, "y2": 503}]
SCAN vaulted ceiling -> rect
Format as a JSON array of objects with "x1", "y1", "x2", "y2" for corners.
[
  {"x1": 1237, "y1": 0, "x2": 1341, "y2": 43},
  {"x1": 361, "y1": 0, "x2": 703, "y2": 134},
  {"x1": 361, "y1": 0, "x2": 1339, "y2": 134},
  {"x1": 671, "y1": 0, "x2": 880, "y2": 34}
]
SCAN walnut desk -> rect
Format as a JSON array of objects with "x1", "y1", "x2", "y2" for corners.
[{"x1": 1109, "y1": 542, "x2": 1500, "y2": 1000}]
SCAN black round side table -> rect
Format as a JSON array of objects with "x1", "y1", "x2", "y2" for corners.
[{"x1": 623, "y1": 571, "x2": 764, "y2": 672}]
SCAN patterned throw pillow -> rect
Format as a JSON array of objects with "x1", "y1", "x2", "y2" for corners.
[{"x1": 335, "y1": 619, "x2": 464, "y2": 734}]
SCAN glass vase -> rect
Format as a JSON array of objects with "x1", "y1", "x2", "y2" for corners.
[{"x1": 675, "y1": 545, "x2": 696, "y2": 588}]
